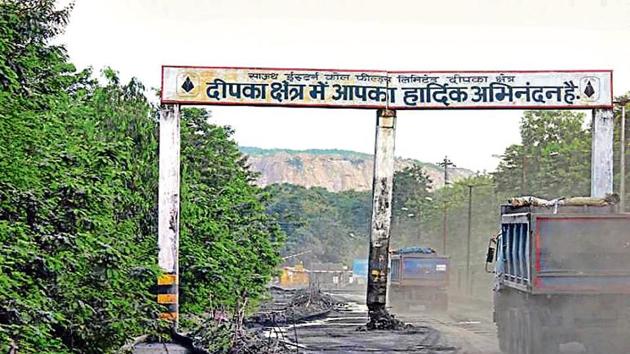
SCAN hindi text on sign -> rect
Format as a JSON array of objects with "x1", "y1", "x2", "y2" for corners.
[{"x1": 162, "y1": 67, "x2": 612, "y2": 109}]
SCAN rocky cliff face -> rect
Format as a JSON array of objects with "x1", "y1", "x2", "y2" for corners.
[{"x1": 241, "y1": 147, "x2": 472, "y2": 192}]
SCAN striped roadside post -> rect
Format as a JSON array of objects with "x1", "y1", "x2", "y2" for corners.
[
  {"x1": 158, "y1": 105, "x2": 181, "y2": 327},
  {"x1": 157, "y1": 274, "x2": 178, "y2": 321}
]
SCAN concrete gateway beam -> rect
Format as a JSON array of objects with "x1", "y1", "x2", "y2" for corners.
[{"x1": 161, "y1": 66, "x2": 613, "y2": 110}]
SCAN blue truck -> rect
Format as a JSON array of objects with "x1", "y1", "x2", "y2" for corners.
[
  {"x1": 351, "y1": 258, "x2": 368, "y2": 285},
  {"x1": 388, "y1": 247, "x2": 450, "y2": 312},
  {"x1": 487, "y1": 202, "x2": 630, "y2": 354}
]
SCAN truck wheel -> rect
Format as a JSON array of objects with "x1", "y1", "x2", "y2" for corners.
[
  {"x1": 505, "y1": 308, "x2": 544, "y2": 354},
  {"x1": 496, "y1": 310, "x2": 509, "y2": 353},
  {"x1": 507, "y1": 308, "x2": 528, "y2": 354},
  {"x1": 506, "y1": 308, "x2": 518, "y2": 354},
  {"x1": 521, "y1": 309, "x2": 544, "y2": 354}
]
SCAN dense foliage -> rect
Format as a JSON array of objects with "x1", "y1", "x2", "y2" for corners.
[
  {"x1": 391, "y1": 165, "x2": 434, "y2": 244},
  {"x1": 0, "y1": 1, "x2": 283, "y2": 352},
  {"x1": 179, "y1": 108, "x2": 284, "y2": 315},
  {"x1": 493, "y1": 110, "x2": 592, "y2": 198},
  {"x1": 265, "y1": 184, "x2": 371, "y2": 264}
]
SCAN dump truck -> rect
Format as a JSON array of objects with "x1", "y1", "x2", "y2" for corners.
[
  {"x1": 351, "y1": 258, "x2": 368, "y2": 285},
  {"x1": 388, "y1": 247, "x2": 450, "y2": 312},
  {"x1": 487, "y1": 199, "x2": 630, "y2": 354}
]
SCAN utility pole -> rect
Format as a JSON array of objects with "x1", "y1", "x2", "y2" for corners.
[
  {"x1": 438, "y1": 156, "x2": 456, "y2": 186},
  {"x1": 617, "y1": 100, "x2": 628, "y2": 212},
  {"x1": 442, "y1": 203, "x2": 448, "y2": 255},
  {"x1": 466, "y1": 185, "x2": 473, "y2": 295},
  {"x1": 465, "y1": 183, "x2": 490, "y2": 295},
  {"x1": 438, "y1": 157, "x2": 455, "y2": 256},
  {"x1": 366, "y1": 109, "x2": 397, "y2": 324},
  {"x1": 521, "y1": 155, "x2": 528, "y2": 195}
]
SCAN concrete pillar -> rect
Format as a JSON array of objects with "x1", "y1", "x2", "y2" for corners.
[
  {"x1": 620, "y1": 105, "x2": 626, "y2": 211},
  {"x1": 366, "y1": 109, "x2": 397, "y2": 320},
  {"x1": 158, "y1": 104, "x2": 181, "y2": 327},
  {"x1": 591, "y1": 109, "x2": 614, "y2": 198}
]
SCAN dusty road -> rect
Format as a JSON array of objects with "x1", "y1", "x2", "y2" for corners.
[
  {"x1": 267, "y1": 289, "x2": 501, "y2": 354},
  {"x1": 404, "y1": 296, "x2": 501, "y2": 354}
]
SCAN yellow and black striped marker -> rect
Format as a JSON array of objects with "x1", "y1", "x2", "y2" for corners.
[{"x1": 157, "y1": 273, "x2": 178, "y2": 321}]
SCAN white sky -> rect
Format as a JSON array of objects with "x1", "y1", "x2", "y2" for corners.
[{"x1": 58, "y1": 0, "x2": 630, "y2": 171}]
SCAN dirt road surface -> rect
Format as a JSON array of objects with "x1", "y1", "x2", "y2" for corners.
[{"x1": 265, "y1": 289, "x2": 501, "y2": 354}]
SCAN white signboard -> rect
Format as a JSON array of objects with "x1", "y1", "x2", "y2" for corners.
[{"x1": 161, "y1": 66, "x2": 612, "y2": 109}]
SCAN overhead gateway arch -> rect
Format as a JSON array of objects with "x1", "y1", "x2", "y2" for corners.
[{"x1": 157, "y1": 66, "x2": 614, "y2": 327}]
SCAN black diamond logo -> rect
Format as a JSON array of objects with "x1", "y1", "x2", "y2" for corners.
[
  {"x1": 584, "y1": 80, "x2": 595, "y2": 98},
  {"x1": 181, "y1": 77, "x2": 194, "y2": 93}
]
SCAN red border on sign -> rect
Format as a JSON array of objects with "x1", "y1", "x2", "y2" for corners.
[{"x1": 160, "y1": 65, "x2": 614, "y2": 109}]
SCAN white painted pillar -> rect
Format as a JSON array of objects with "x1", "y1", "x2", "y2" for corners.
[
  {"x1": 591, "y1": 108, "x2": 614, "y2": 198},
  {"x1": 620, "y1": 105, "x2": 626, "y2": 211},
  {"x1": 158, "y1": 104, "x2": 181, "y2": 327},
  {"x1": 366, "y1": 109, "x2": 396, "y2": 319}
]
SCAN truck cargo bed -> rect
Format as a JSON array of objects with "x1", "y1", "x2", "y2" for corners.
[{"x1": 498, "y1": 207, "x2": 630, "y2": 295}]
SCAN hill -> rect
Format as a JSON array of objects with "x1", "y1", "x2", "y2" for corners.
[{"x1": 240, "y1": 147, "x2": 473, "y2": 192}]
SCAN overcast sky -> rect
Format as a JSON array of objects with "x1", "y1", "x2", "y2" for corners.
[{"x1": 58, "y1": 0, "x2": 630, "y2": 171}]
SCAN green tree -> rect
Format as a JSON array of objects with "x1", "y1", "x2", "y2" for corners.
[
  {"x1": 0, "y1": 1, "x2": 285, "y2": 352},
  {"x1": 493, "y1": 110, "x2": 591, "y2": 198},
  {"x1": 0, "y1": 2, "x2": 159, "y2": 352},
  {"x1": 265, "y1": 184, "x2": 371, "y2": 265},
  {"x1": 178, "y1": 108, "x2": 284, "y2": 315},
  {"x1": 391, "y1": 165, "x2": 433, "y2": 246},
  {"x1": 0, "y1": 68, "x2": 161, "y2": 353}
]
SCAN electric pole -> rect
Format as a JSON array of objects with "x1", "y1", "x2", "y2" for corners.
[
  {"x1": 615, "y1": 99, "x2": 629, "y2": 212},
  {"x1": 465, "y1": 183, "x2": 491, "y2": 295},
  {"x1": 442, "y1": 203, "x2": 448, "y2": 254},
  {"x1": 438, "y1": 156, "x2": 455, "y2": 256},
  {"x1": 622, "y1": 103, "x2": 627, "y2": 212},
  {"x1": 438, "y1": 156, "x2": 456, "y2": 186},
  {"x1": 466, "y1": 184, "x2": 473, "y2": 295},
  {"x1": 521, "y1": 155, "x2": 528, "y2": 195}
]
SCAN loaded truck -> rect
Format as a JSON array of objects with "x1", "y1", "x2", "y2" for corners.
[
  {"x1": 351, "y1": 258, "x2": 369, "y2": 286},
  {"x1": 486, "y1": 198, "x2": 630, "y2": 354},
  {"x1": 388, "y1": 247, "x2": 449, "y2": 312}
]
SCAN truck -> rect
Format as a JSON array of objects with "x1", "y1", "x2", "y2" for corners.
[
  {"x1": 388, "y1": 247, "x2": 450, "y2": 312},
  {"x1": 351, "y1": 258, "x2": 369, "y2": 285},
  {"x1": 487, "y1": 200, "x2": 630, "y2": 354}
]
